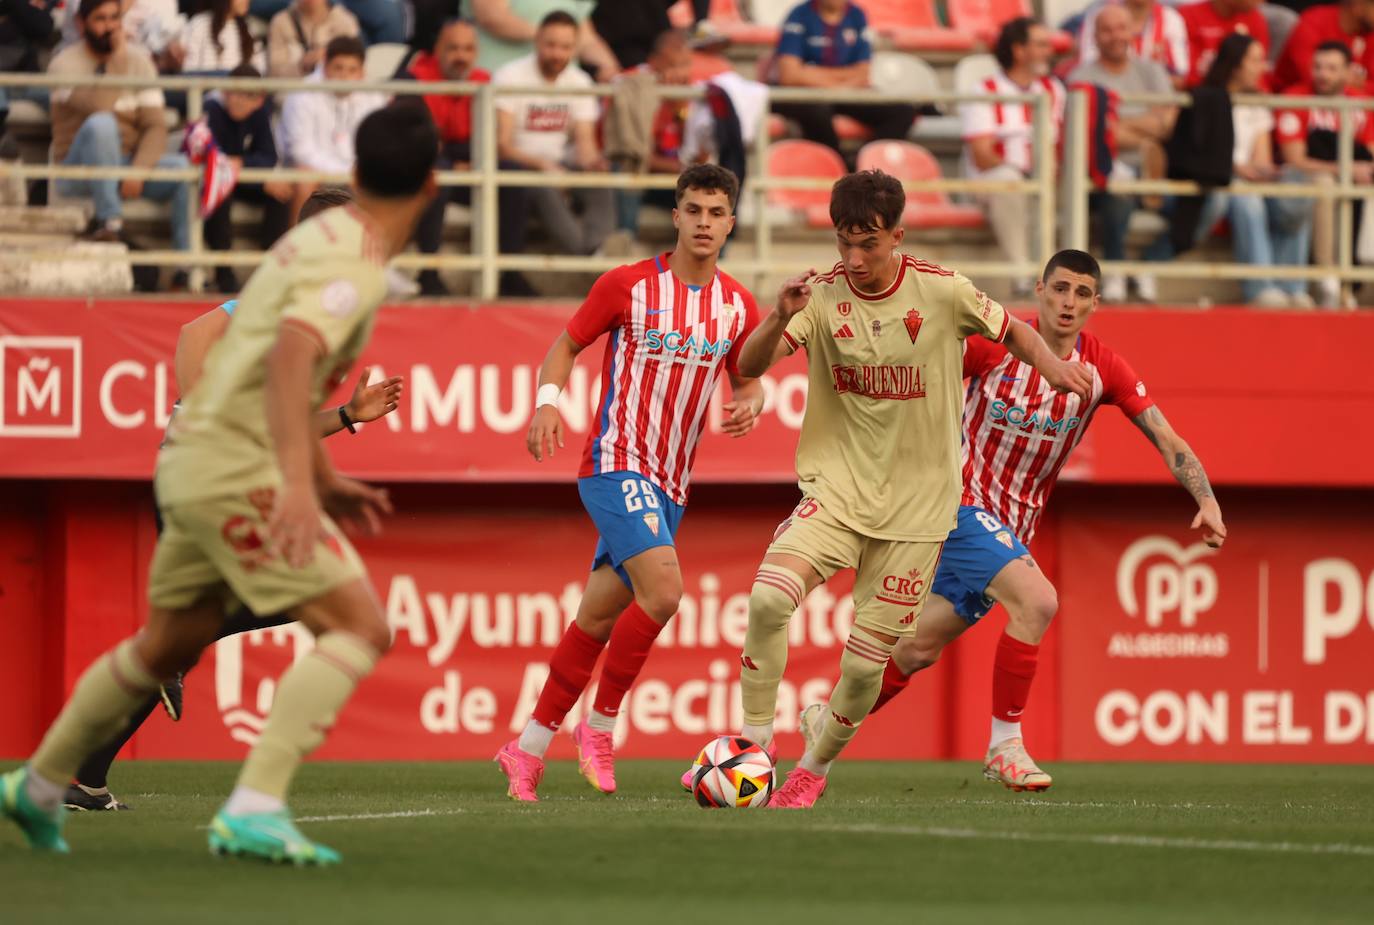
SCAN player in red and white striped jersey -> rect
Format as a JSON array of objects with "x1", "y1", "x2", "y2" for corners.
[
  {"x1": 805, "y1": 250, "x2": 1227, "y2": 791},
  {"x1": 496, "y1": 164, "x2": 764, "y2": 802}
]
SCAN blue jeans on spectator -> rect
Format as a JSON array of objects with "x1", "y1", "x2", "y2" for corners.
[
  {"x1": 58, "y1": 112, "x2": 191, "y2": 251},
  {"x1": 341, "y1": 0, "x2": 407, "y2": 44},
  {"x1": 1199, "y1": 192, "x2": 1312, "y2": 301},
  {"x1": 1093, "y1": 192, "x2": 1136, "y2": 262},
  {"x1": 1146, "y1": 192, "x2": 1313, "y2": 301},
  {"x1": 0, "y1": 85, "x2": 51, "y2": 119}
]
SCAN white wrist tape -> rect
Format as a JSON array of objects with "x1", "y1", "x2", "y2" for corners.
[{"x1": 536, "y1": 383, "x2": 562, "y2": 409}]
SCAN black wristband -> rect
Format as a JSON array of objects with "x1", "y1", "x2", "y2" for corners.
[{"x1": 339, "y1": 406, "x2": 357, "y2": 434}]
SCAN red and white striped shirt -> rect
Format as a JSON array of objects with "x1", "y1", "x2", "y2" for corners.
[
  {"x1": 1079, "y1": 2, "x2": 1191, "y2": 78},
  {"x1": 569, "y1": 253, "x2": 759, "y2": 504},
  {"x1": 961, "y1": 71, "x2": 1065, "y2": 176},
  {"x1": 959, "y1": 323, "x2": 1153, "y2": 543}
]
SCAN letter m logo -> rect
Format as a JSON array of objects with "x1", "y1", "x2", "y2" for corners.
[{"x1": 0, "y1": 337, "x2": 82, "y2": 437}]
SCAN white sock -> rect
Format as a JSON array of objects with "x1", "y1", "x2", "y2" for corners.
[
  {"x1": 797, "y1": 751, "x2": 832, "y2": 777},
  {"x1": 741, "y1": 723, "x2": 774, "y2": 748},
  {"x1": 587, "y1": 710, "x2": 616, "y2": 733},
  {"x1": 518, "y1": 720, "x2": 555, "y2": 758},
  {"x1": 23, "y1": 765, "x2": 65, "y2": 813},
  {"x1": 224, "y1": 785, "x2": 286, "y2": 817},
  {"x1": 990, "y1": 718, "x2": 1022, "y2": 748}
]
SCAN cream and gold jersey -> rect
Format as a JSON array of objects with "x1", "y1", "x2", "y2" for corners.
[
  {"x1": 781, "y1": 255, "x2": 1009, "y2": 541},
  {"x1": 157, "y1": 205, "x2": 389, "y2": 506}
]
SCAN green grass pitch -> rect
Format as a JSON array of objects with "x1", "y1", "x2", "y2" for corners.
[{"x1": 2, "y1": 761, "x2": 1370, "y2": 924}]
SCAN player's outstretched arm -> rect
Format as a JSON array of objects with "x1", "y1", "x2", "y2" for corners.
[
  {"x1": 737, "y1": 270, "x2": 814, "y2": 379},
  {"x1": 316, "y1": 367, "x2": 405, "y2": 438},
  {"x1": 527, "y1": 332, "x2": 586, "y2": 462},
  {"x1": 1001, "y1": 316, "x2": 1093, "y2": 402},
  {"x1": 721, "y1": 372, "x2": 764, "y2": 439},
  {"x1": 173, "y1": 305, "x2": 232, "y2": 397},
  {"x1": 265, "y1": 327, "x2": 329, "y2": 567},
  {"x1": 1130, "y1": 406, "x2": 1226, "y2": 548}
]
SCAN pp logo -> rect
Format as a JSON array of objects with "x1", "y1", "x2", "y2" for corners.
[
  {"x1": 214, "y1": 624, "x2": 316, "y2": 745},
  {"x1": 0, "y1": 336, "x2": 82, "y2": 437},
  {"x1": 1116, "y1": 535, "x2": 1218, "y2": 628}
]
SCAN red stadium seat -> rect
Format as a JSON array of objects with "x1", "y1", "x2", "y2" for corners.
[
  {"x1": 856, "y1": 140, "x2": 987, "y2": 230},
  {"x1": 708, "y1": 0, "x2": 782, "y2": 46},
  {"x1": 767, "y1": 139, "x2": 847, "y2": 228},
  {"x1": 862, "y1": 0, "x2": 977, "y2": 52},
  {"x1": 946, "y1": 0, "x2": 1075, "y2": 53}
]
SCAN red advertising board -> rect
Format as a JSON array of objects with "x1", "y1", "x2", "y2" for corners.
[
  {"x1": 128, "y1": 498, "x2": 949, "y2": 763},
  {"x1": 3, "y1": 299, "x2": 1373, "y2": 487},
  {"x1": 1057, "y1": 488, "x2": 1374, "y2": 762}
]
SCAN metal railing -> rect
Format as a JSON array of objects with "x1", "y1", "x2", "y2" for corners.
[
  {"x1": 1061, "y1": 89, "x2": 1374, "y2": 286},
  {"x1": 0, "y1": 72, "x2": 1057, "y2": 297}
]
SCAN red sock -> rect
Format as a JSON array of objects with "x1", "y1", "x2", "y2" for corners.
[
  {"x1": 991, "y1": 631, "x2": 1040, "y2": 722},
  {"x1": 591, "y1": 602, "x2": 668, "y2": 718},
  {"x1": 531, "y1": 622, "x2": 607, "y2": 730},
  {"x1": 868, "y1": 659, "x2": 913, "y2": 715}
]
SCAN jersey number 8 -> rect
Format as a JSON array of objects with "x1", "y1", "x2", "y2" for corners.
[
  {"x1": 622, "y1": 479, "x2": 661, "y2": 513},
  {"x1": 975, "y1": 511, "x2": 1004, "y2": 533}
]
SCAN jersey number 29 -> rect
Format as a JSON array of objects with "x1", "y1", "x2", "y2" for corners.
[{"x1": 622, "y1": 479, "x2": 661, "y2": 513}]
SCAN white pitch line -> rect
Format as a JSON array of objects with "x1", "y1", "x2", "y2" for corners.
[
  {"x1": 945, "y1": 799, "x2": 1332, "y2": 811},
  {"x1": 811, "y1": 822, "x2": 1374, "y2": 857},
  {"x1": 293, "y1": 809, "x2": 465, "y2": 824}
]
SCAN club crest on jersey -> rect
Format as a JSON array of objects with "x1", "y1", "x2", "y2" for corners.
[
  {"x1": 871, "y1": 319, "x2": 882, "y2": 337},
  {"x1": 837, "y1": 301, "x2": 852, "y2": 317},
  {"x1": 643, "y1": 512, "x2": 660, "y2": 536},
  {"x1": 995, "y1": 530, "x2": 1015, "y2": 549},
  {"x1": 904, "y1": 309, "x2": 923, "y2": 344}
]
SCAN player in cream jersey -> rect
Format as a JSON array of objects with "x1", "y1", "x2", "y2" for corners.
[
  {"x1": 3, "y1": 103, "x2": 439, "y2": 865},
  {"x1": 731, "y1": 170, "x2": 1093, "y2": 808}
]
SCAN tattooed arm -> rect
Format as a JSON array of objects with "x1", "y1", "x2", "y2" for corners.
[{"x1": 1130, "y1": 406, "x2": 1227, "y2": 548}]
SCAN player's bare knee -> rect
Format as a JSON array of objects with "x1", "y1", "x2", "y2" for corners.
[
  {"x1": 896, "y1": 638, "x2": 941, "y2": 674},
  {"x1": 1007, "y1": 591, "x2": 1057, "y2": 643},
  {"x1": 295, "y1": 581, "x2": 392, "y2": 654},
  {"x1": 635, "y1": 586, "x2": 681, "y2": 624}
]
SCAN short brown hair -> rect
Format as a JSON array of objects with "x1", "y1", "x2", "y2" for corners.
[
  {"x1": 829, "y1": 169, "x2": 904, "y2": 233},
  {"x1": 299, "y1": 187, "x2": 354, "y2": 222},
  {"x1": 675, "y1": 163, "x2": 740, "y2": 211},
  {"x1": 326, "y1": 35, "x2": 365, "y2": 63}
]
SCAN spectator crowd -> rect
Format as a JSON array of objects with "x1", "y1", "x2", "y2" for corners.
[{"x1": 0, "y1": 0, "x2": 1371, "y2": 306}]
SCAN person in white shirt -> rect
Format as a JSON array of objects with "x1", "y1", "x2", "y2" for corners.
[
  {"x1": 494, "y1": 9, "x2": 615, "y2": 256},
  {"x1": 179, "y1": 0, "x2": 266, "y2": 73},
  {"x1": 279, "y1": 34, "x2": 388, "y2": 221},
  {"x1": 961, "y1": 17, "x2": 1065, "y2": 298}
]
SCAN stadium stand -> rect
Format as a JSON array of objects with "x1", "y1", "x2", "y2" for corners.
[
  {"x1": 766, "y1": 138, "x2": 846, "y2": 228},
  {"x1": 861, "y1": 0, "x2": 976, "y2": 52},
  {"x1": 855, "y1": 139, "x2": 987, "y2": 230}
]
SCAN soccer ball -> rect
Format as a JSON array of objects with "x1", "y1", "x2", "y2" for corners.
[{"x1": 689, "y1": 736, "x2": 775, "y2": 808}]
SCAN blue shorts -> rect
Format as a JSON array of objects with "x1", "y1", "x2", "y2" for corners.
[
  {"x1": 577, "y1": 471, "x2": 686, "y2": 589},
  {"x1": 931, "y1": 505, "x2": 1031, "y2": 626}
]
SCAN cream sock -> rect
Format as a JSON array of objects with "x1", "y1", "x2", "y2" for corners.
[{"x1": 236, "y1": 632, "x2": 379, "y2": 802}]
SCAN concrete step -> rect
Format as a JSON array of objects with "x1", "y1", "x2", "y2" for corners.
[
  {"x1": 0, "y1": 204, "x2": 87, "y2": 235},
  {"x1": 0, "y1": 240, "x2": 132, "y2": 295}
]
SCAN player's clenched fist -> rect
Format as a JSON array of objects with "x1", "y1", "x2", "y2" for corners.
[
  {"x1": 1044, "y1": 359, "x2": 1094, "y2": 402},
  {"x1": 527, "y1": 405, "x2": 565, "y2": 462},
  {"x1": 269, "y1": 485, "x2": 327, "y2": 569},
  {"x1": 774, "y1": 268, "x2": 815, "y2": 320}
]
